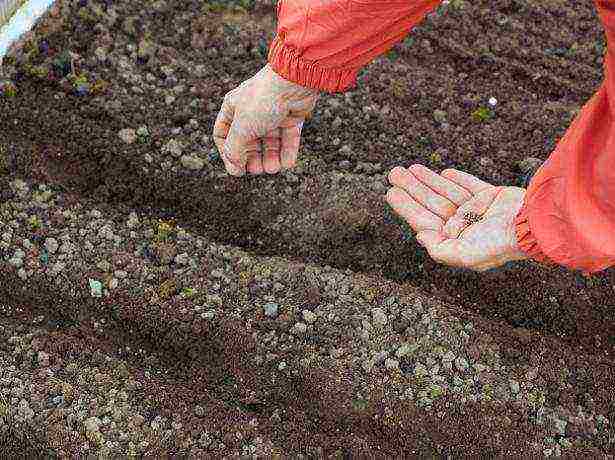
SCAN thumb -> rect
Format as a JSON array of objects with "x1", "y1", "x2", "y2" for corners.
[
  {"x1": 222, "y1": 120, "x2": 250, "y2": 177},
  {"x1": 416, "y1": 230, "x2": 465, "y2": 267}
]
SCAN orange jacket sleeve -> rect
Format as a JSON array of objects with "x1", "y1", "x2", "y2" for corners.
[
  {"x1": 267, "y1": 0, "x2": 615, "y2": 275},
  {"x1": 267, "y1": 0, "x2": 442, "y2": 93},
  {"x1": 514, "y1": 0, "x2": 615, "y2": 275}
]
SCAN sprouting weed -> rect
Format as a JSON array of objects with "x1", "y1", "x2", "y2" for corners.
[
  {"x1": 385, "y1": 48, "x2": 400, "y2": 61},
  {"x1": 527, "y1": 389, "x2": 546, "y2": 408},
  {"x1": 154, "y1": 219, "x2": 177, "y2": 242},
  {"x1": 71, "y1": 73, "x2": 88, "y2": 87},
  {"x1": 416, "y1": 135, "x2": 432, "y2": 148},
  {"x1": 90, "y1": 79, "x2": 109, "y2": 95},
  {"x1": 429, "y1": 151, "x2": 442, "y2": 165},
  {"x1": 180, "y1": 287, "x2": 197, "y2": 299},
  {"x1": 28, "y1": 215, "x2": 42, "y2": 230},
  {"x1": 471, "y1": 106, "x2": 494, "y2": 122},
  {"x1": 449, "y1": 0, "x2": 466, "y2": 10},
  {"x1": 158, "y1": 278, "x2": 178, "y2": 301},
  {"x1": 390, "y1": 79, "x2": 407, "y2": 99},
  {"x1": 0, "y1": 80, "x2": 16, "y2": 98}
]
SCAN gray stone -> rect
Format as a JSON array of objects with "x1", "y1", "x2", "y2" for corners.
[
  {"x1": 180, "y1": 155, "x2": 205, "y2": 170},
  {"x1": 118, "y1": 128, "x2": 137, "y2": 145},
  {"x1": 264, "y1": 302, "x2": 279, "y2": 318}
]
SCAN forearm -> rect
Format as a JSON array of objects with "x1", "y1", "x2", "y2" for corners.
[{"x1": 268, "y1": 0, "x2": 442, "y2": 93}]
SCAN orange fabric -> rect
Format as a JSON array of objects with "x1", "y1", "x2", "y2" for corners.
[{"x1": 268, "y1": 0, "x2": 615, "y2": 275}]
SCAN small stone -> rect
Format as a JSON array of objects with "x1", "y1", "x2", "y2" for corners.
[
  {"x1": 263, "y1": 302, "x2": 279, "y2": 318},
  {"x1": 396, "y1": 343, "x2": 415, "y2": 358},
  {"x1": 338, "y1": 160, "x2": 351, "y2": 170},
  {"x1": 37, "y1": 351, "x2": 50, "y2": 367},
  {"x1": 194, "y1": 405, "x2": 205, "y2": 417},
  {"x1": 174, "y1": 252, "x2": 190, "y2": 265},
  {"x1": 180, "y1": 155, "x2": 205, "y2": 170},
  {"x1": 302, "y1": 310, "x2": 316, "y2": 324},
  {"x1": 516, "y1": 157, "x2": 543, "y2": 175},
  {"x1": 18, "y1": 399, "x2": 34, "y2": 419},
  {"x1": 277, "y1": 361, "x2": 287, "y2": 371},
  {"x1": 201, "y1": 310, "x2": 215, "y2": 320},
  {"x1": 433, "y1": 109, "x2": 447, "y2": 123},
  {"x1": 371, "y1": 308, "x2": 387, "y2": 327},
  {"x1": 89, "y1": 279, "x2": 103, "y2": 297},
  {"x1": 118, "y1": 128, "x2": 137, "y2": 144},
  {"x1": 291, "y1": 322, "x2": 307, "y2": 335},
  {"x1": 163, "y1": 139, "x2": 183, "y2": 157},
  {"x1": 85, "y1": 416, "x2": 101, "y2": 433},
  {"x1": 454, "y1": 357, "x2": 469, "y2": 373}
]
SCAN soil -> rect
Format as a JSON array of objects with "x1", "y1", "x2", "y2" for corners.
[{"x1": 1, "y1": 0, "x2": 615, "y2": 457}]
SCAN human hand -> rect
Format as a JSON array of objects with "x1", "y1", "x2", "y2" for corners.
[
  {"x1": 385, "y1": 164, "x2": 530, "y2": 272},
  {"x1": 213, "y1": 64, "x2": 320, "y2": 176}
]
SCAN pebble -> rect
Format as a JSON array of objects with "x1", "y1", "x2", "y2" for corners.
[
  {"x1": 38, "y1": 351, "x2": 50, "y2": 367},
  {"x1": 517, "y1": 157, "x2": 543, "y2": 175},
  {"x1": 291, "y1": 322, "x2": 307, "y2": 335},
  {"x1": 180, "y1": 155, "x2": 204, "y2": 170},
  {"x1": 433, "y1": 109, "x2": 447, "y2": 123},
  {"x1": 263, "y1": 302, "x2": 279, "y2": 318},
  {"x1": 454, "y1": 356, "x2": 469, "y2": 372},
  {"x1": 194, "y1": 405, "x2": 205, "y2": 417},
  {"x1": 371, "y1": 308, "x2": 387, "y2": 327},
  {"x1": 163, "y1": 139, "x2": 183, "y2": 157},
  {"x1": 302, "y1": 310, "x2": 316, "y2": 324},
  {"x1": 174, "y1": 253, "x2": 190, "y2": 265},
  {"x1": 118, "y1": 128, "x2": 137, "y2": 144},
  {"x1": 18, "y1": 399, "x2": 34, "y2": 419}
]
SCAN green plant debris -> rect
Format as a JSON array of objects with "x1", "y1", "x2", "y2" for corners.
[
  {"x1": 0, "y1": 80, "x2": 17, "y2": 97},
  {"x1": 28, "y1": 215, "x2": 43, "y2": 230},
  {"x1": 471, "y1": 106, "x2": 494, "y2": 122},
  {"x1": 429, "y1": 151, "x2": 442, "y2": 165},
  {"x1": 527, "y1": 389, "x2": 546, "y2": 408},
  {"x1": 390, "y1": 79, "x2": 407, "y2": 99},
  {"x1": 386, "y1": 48, "x2": 400, "y2": 61},
  {"x1": 351, "y1": 398, "x2": 369, "y2": 412},
  {"x1": 180, "y1": 287, "x2": 197, "y2": 299},
  {"x1": 154, "y1": 219, "x2": 177, "y2": 242},
  {"x1": 416, "y1": 135, "x2": 432, "y2": 148}
]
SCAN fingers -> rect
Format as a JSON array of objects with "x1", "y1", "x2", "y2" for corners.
[
  {"x1": 386, "y1": 186, "x2": 445, "y2": 232},
  {"x1": 213, "y1": 97, "x2": 246, "y2": 176},
  {"x1": 440, "y1": 168, "x2": 493, "y2": 195},
  {"x1": 261, "y1": 128, "x2": 282, "y2": 174},
  {"x1": 245, "y1": 144, "x2": 264, "y2": 175},
  {"x1": 388, "y1": 166, "x2": 458, "y2": 220},
  {"x1": 407, "y1": 164, "x2": 473, "y2": 206},
  {"x1": 279, "y1": 118, "x2": 304, "y2": 170}
]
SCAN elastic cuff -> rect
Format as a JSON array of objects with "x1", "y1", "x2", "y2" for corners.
[
  {"x1": 514, "y1": 204, "x2": 558, "y2": 267},
  {"x1": 267, "y1": 34, "x2": 359, "y2": 94}
]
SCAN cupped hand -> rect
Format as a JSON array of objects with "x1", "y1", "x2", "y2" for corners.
[
  {"x1": 386, "y1": 164, "x2": 530, "y2": 272},
  {"x1": 213, "y1": 64, "x2": 320, "y2": 176}
]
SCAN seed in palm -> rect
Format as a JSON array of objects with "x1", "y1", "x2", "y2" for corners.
[{"x1": 463, "y1": 212, "x2": 482, "y2": 225}]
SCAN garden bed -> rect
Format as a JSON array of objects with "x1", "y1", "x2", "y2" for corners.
[{"x1": 0, "y1": 0, "x2": 614, "y2": 457}]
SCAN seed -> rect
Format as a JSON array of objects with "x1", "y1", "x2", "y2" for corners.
[{"x1": 463, "y1": 212, "x2": 482, "y2": 224}]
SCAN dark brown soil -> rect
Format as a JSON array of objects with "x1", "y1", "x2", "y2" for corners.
[{"x1": 1, "y1": 0, "x2": 615, "y2": 456}]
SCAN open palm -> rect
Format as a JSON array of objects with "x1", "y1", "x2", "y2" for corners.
[{"x1": 386, "y1": 164, "x2": 529, "y2": 272}]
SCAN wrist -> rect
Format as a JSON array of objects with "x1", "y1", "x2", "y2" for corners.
[{"x1": 264, "y1": 63, "x2": 321, "y2": 98}]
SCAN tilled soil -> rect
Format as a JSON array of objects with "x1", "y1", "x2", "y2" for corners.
[{"x1": 1, "y1": 0, "x2": 615, "y2": 457}]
